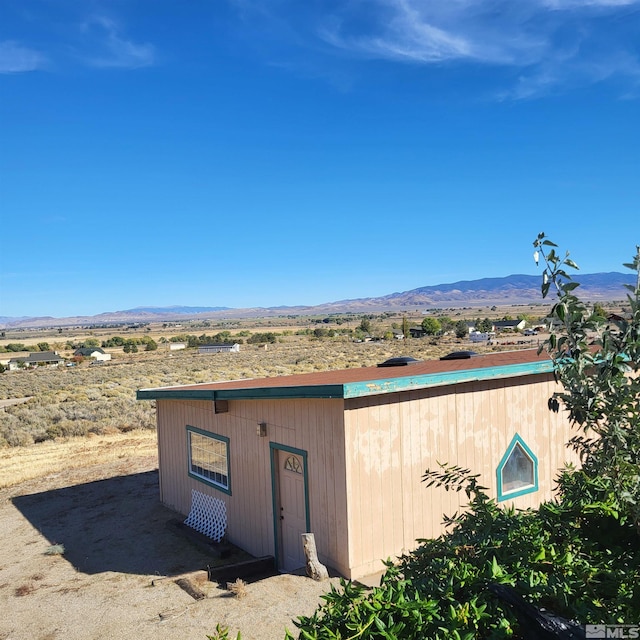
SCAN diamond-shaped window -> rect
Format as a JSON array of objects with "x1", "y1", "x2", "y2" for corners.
[{"x1": 497, "y1": 434, "x2": 538, "y2": 501}]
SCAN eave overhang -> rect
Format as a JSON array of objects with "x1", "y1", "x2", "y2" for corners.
[{"x1": 136, "y1": 359, "x2": 555, "y2": 402}]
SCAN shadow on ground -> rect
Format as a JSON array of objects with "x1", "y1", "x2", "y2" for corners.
[{"x1": 12, "y1": 470, "x2": 245, "y2": 576}]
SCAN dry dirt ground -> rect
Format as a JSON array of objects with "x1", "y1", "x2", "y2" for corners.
[{"x1": 0, "y1": 452, "x2": 341, "y2": 640}]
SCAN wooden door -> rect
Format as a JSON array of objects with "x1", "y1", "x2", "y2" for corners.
[{"x1": 276, "y1": 449, "x2": 307, "y2": 572}]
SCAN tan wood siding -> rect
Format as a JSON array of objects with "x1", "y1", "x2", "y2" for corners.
[
  {"x1": 155, "y1": 397, "x2": 350, "y2": 575},
  {"x1": 343, "y1": 373, "x2": 579, "y2": 579}
]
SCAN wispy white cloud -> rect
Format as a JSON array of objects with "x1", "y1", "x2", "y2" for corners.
[
  {"x1": 313, "y1": 0, "x2": 640, "y2": 98},
  {"x1": 318, "y1": 1, "x2": 553, "y2": 66},
  {"x1": 80, "y1": 16, "x2": 155, "y2": 69},
  {"x1": 0, "y1": 40, "x2": 47, "y2": 73},
  {"x1": 542, "y1": 0, "x2": 638, "y2": 7},
  {"x1": 2, "y1": 11, "x2": 155, "y2": 74},
  {"x1": 321, "y1": 11, "x2": 473, "y2": 63},
  {"x1": 505, "y1": 47, "x2": 640, "y2": 99}
]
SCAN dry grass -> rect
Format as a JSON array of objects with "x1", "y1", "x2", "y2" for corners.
[
  {"x1": 14, "y1": 583, "x2": 36, "y2": 597},
  {"x1": 0, "y1": 430, "x2": 157, "y2": 489},
  {"x1": 227, "y1": 578, "x2": 248, "y2": 599},
  {"x1": 44, "y1": 545, "x2": 65, "y2": 556}
]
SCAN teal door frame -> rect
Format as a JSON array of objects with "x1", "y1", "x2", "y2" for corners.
[{"x1": 269, "y1": 442, "x2": 310, "y2": 570}]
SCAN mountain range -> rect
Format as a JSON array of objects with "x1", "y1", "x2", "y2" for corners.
[{"x1": 1, "y1": 272, "x2": 634, "y2": 330}]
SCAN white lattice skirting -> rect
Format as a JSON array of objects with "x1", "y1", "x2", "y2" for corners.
[{"x1": 184, "y1": 489, "x2": 227, "y2": 542}]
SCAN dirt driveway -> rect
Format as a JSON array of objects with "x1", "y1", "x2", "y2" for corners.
[{"x1": 0, "y1": 456, "x2": 339, "y2": 640}]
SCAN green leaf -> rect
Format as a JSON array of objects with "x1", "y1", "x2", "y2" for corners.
[
  {"x1": 373, "y1": 615, "x2": 386, "y2": 632},
  {"x1": 490, "y1": 556, "x2": 504, "y2": 579},
  {"x1": 532, "y1": 547, "x2": 546, "y2": 562}
]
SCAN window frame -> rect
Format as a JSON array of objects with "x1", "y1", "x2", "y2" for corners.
[
  {"x1": 186, "y1": 425, "x2": 231, "y2": 495},
  {"x1": 496, "y1": 433, "x2": 538, "y2": 501}
]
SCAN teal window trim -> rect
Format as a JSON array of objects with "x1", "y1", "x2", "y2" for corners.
[
  {"x1": 496, "y1": 433, "x2": 538, "y2": 502},
  {"x1": 269, "y1": 442, "x2": 310, "y2": 570},
  {"x1": 187, "y1": 425, "x2": 231, "y2": 495}
]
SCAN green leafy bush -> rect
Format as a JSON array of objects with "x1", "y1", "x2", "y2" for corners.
[
  {"x1": 247, "y1": 332, "x2": 278, "y2": 344},
  {"x1": 289, "y1": 464, "x2": 640, "y2": 639}
]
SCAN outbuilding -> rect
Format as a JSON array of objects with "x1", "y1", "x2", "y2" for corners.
[
  {"x1": 74, "y1": 347, "x2": 112, "y2": 362},
  {"x1": 137, "y1": 348, "x2": 578, "y2": 580},
  {"x1": 198, "y1": 343, "x2": 240, "y2": 354},
  {"x1": 493, "y1": 319, "x2": 526, "y2": 332}
]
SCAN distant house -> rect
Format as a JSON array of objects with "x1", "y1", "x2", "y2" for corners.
[
  {"x1": 169, "y1": 343, "x2": 187, "y2": 351},
  {"x1": 198, "y1": 343, "x2": 240, "y2": 354},
  {"x1": 493, "y1": 319, "x2": 526, "y2": 332},
  {"x1": 409, "y1": 327, "x2": 427, "y2": 338},
  {"x1": 542, "y1": 317, "x2": 563, "y2": 331},
  {"x1": 8, "y1": 351, "x2": 65, "y2": 370},
  {"x1": 138, "y1": 348, "x2": 579, "y2": 580},
  {"x1": 74, "y1": 347, "x2": 111, "y2": 362}
]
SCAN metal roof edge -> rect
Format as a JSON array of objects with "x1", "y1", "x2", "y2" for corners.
[
  {"x1": 343, "y1": 359, "x2": 555, "y2": 399},
  {"x1": 214, "y1": 384, "x2": 345, "y2": 400},
  {"x1": 136, "y1": 388, "x2": 217, "y2": 401},
  {"x1": 136, "y1": 384, "x2": 346, "y2": 401}
]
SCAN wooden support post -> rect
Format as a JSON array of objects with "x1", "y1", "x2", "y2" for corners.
[{"x1": 301, "y1": 533, "x2": 329, "y2": 581}]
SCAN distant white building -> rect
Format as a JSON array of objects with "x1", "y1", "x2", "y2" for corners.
[
  {"x1": 198, "y1": 343, "x2": 240, "y2": 354},
  {"x1": 493, "y1": 320, "x2": 526, "y2": 332},
  {"x1": 74, "y1": 347, "x2": 111, "y2": 362},
  {"x1": 470, "y1": 331, "x2": 493, "y2": 343},
  {"x1": 169, "y1": 343, "x2": 187, "y2": 351}
]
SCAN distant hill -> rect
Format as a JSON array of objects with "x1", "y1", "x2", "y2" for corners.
[
  {"x1": 125, "y1": 306, "x2": 230, "y2": 315},
  {"x1": 320, "y1": 272, "x2": 635, "y2": 312},
  {"x1": 0, "y1": 272, "x2": 634, "y2": 329}
]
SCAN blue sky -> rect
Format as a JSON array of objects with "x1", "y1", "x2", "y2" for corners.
[{"x1": 1, "y1": 0, "x2": 639, "y2": 318}]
